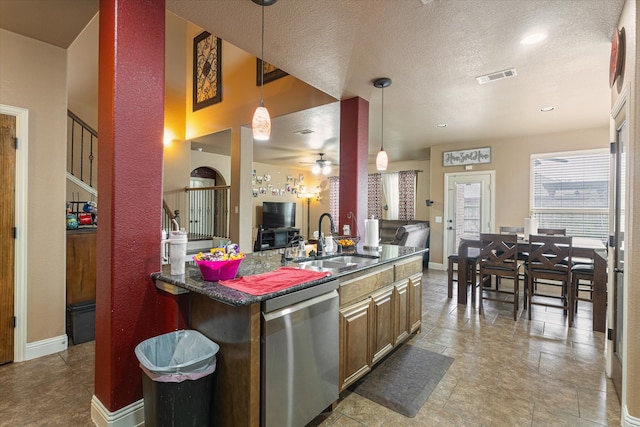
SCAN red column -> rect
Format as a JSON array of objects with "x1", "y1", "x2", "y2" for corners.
[
  {"x1": 339, "y1": 97, "x2": 369, "y2": 238},
  {"x1": 95, "y1": 0, "x2": 180, "y2": 412}
]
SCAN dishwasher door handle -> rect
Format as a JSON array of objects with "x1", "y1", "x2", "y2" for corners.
[{"x1": 263, "y1": 289, "x2": 338, "y2": 322}]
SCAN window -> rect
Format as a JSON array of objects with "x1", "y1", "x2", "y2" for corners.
[{"x1": 530, "y1": 150, "x2": 609, "y2": 240}]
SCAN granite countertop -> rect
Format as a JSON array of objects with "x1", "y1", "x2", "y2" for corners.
[{"x1": 151, "y1": 244, "x2": 428, "y2": 306}]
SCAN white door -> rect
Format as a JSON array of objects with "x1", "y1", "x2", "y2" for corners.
[{"x1": 444, "y1": 171, "x2": 495, "y2": 259}]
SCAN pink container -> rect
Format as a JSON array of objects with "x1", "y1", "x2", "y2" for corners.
[{"x1": 195, "y1": 256, "x2": 244, "y2": 281}]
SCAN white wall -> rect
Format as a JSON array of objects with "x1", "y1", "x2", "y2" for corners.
[{"x1": 0, "y1": 29, "x2": 68, "y2": 343}]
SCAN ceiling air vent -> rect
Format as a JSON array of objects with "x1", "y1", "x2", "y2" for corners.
[
  {"x1": 476, "y1": 68, "x2": 517, "y2": 85},
  {"x1": 294, "y1": 129, "x2": 314, "y2": 135}
]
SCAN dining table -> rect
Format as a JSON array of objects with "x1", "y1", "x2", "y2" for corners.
[{"x1": 456, "y1": 235, "x2": 607, "y2": 332}]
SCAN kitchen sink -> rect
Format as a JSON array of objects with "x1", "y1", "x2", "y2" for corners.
[
  {"x1": 295, "y1": 259, "x2": 357, "y2": 271},
  {"x1": 294, "y1": 253, "x2": 379, "y2": 272},
  {"x1": 326, "y1": 255, "x2": 379, "y2": 265}
]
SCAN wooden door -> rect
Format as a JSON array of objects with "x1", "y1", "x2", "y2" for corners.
[
  {"x1": 339, "y1": 298, "x2": 372, "y2": 391},
  {"x1": 370, "y1": 286, "x2": 394, "y2": 365},
  {"x1": 408, "y1": 273, "x2": 423, "y2": 333},
  {"x1": 393, "y1": 279, "x2": 409, "y2": 345},
  {"x1": 0, "y1": 114, "x2": 16, "y2": 365}
]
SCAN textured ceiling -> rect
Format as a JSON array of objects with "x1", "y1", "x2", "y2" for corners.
[{"x1": 1, "y1": 0, "x2": 625, "y2": 167}]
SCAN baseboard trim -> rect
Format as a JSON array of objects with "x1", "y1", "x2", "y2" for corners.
[
  {"x1": 623, "y1": 404, "x2": 640, "y2": 426},
  {"x1": 91, "y1": 395, "x2": 144, "y2": 427},
  {"x1": 429, "y1": 262, "x2": 444, "y2": 271},
  {"x1": 25, "y1": 334, "x2": 68, "y2": 360}
]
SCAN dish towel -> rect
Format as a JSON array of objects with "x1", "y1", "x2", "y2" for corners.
[{"x1": 218, "y1": 267, "x2": 330, "y2": 296}]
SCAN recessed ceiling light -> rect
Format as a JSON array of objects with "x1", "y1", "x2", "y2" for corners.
[
  {"x1": 521, "y1": 32, "x2": 547, "y2": 45},
  {"x1": 436, "y1": 123, "x2": 448, "y2": 128},
  {"x1": 540, "y1": 106, "x2": 556, "y2": 112}
]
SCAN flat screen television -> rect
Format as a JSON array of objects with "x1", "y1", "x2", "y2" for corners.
[{"x1": 262, "y1": 202, "x2": 296, "y2": 229}]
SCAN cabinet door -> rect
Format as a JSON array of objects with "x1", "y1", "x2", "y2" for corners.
[
  {"x1": 370, "y1": 286, "x2": 394, "y2": 365},
  {"x1": 408, "y1": 273, "x2": 423, "y2": 333},
  {"x1": 393, "y1": 279, "x2": 410, "y2": 345},
  {"x1": 339, "y1": 298, "x2": 372, "y2": 391}
]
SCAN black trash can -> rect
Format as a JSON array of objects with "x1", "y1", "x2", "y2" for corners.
[
  {"x1": 66, "y1": 300, "x2": 96, "y2": 344},
  {"x1": 135, "y1": 330, "x2": 219, "y2": 427}
]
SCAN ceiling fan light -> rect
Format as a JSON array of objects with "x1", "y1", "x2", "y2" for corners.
[
  {"x1": 322, "y1": 164, "x2": 331, "y2": 175},
  {"x1": 376, "y1": 149, "x2": 388, "y2": 171},
  {"x1": 312, "y1": 163, "x2": 321, "y2": 175},
  {"x1": 252, "y1": 106, "x2": 271, "y2": 141}
]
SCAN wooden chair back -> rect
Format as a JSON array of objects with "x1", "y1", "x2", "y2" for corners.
[
  {"x1": 499, "y1": 226, "x2": 524, "y2": 235},
  {"x1": 527, "y1": 235, "x2": 572, "y2": 273},
  {"x1": 537, "y1": 228, "x2": 566, "y2": 236},
  {"x1": 479, "y1": 233, "x2": 519, "y2": 270}
]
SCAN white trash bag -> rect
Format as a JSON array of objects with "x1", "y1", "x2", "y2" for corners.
[{"x1": 135, "y1": 330, "x2": 219, "y2": 383}]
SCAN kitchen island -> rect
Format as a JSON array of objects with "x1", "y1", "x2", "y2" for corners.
[{"x1": 152, "y1": 244, "x2": 428, "y2": 426}]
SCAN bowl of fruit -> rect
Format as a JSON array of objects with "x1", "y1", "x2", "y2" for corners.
[
  {"x1": 337, "y1": 236, "x2": 359, "y2": 252},
  {"x1": 193, "y1": 244, "x2": 245, "y2": 281}
]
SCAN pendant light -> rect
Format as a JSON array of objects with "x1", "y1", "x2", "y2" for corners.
[
  {"x1": 374, "y1": 77, "x2": 391, "y2": 171},
  {"x1": 252, "y1": 0, "x2": 278, "y2": 141}
]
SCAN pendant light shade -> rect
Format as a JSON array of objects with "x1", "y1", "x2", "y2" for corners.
[
  {"x1": 373, "y1": 77, "x2": 392, "y2": 171},
  {"x1": 376, "y1": 148, "x2": 388, "y2": 171},
  {"x1": 252, "y1": 0, "x2": 277, "y2": 141},
  {"x1": 252, "y1": 104, "x2": 271, "y2": 141}
]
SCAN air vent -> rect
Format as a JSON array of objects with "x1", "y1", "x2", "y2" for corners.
[
  {"x1": 476, "y1": 68, "x2": 517, "y2": 85},
  {"x1": 294, "y1": 129, "x2": 314, "y2": 135}
]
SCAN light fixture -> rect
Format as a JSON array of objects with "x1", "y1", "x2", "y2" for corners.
[
  {"x1": 312, "y1": 153, "x2": 332, "y2": 175},
  {"x1": 520, "y1": 32, "x2": 547, "y2": 45},
  {"x1": 374, "y1": 77, "x2": 391, "y2": 171},
  {"x1": 252, "y1": 0, "x2": 278, "y2": 141},
  {"x1": 540, "y1": 106, "x2": 556, "y2": 112}
]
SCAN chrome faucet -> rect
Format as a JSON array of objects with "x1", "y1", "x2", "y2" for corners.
[{"x1": 316, "y1": 213, "x2": 336, "y2": 256}]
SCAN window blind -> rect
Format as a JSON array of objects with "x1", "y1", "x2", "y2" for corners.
[{"x1": 530, "y1": 150, "x2": 609, "y2": 240}]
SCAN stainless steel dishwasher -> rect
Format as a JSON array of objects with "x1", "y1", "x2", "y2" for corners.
[{"x1": 261, "y1": 280, "x2": 339, "y2": 427}]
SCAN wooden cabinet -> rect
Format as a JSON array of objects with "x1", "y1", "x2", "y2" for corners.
[
  {"x1": 408, "y1": 273, "x2": 423, "y2": 333},
  {"x1": 66, "y1": 229, "x2": 97, "y2": 305},
  {"x1": 393, "y1": 279, "x2": 410, "y2": 345},
  {"x1": 339, "y1": 298, "x2": 372, "y2": 390},
  {"x1": 254, "y1": 227, "x2": 300, "y2": 251},
  {"x1": 338, "y1": 255, "x2": 423, "y2": 391},
  {"x1": 371, "y1": 286, "x2": 394, "y2": 365}
]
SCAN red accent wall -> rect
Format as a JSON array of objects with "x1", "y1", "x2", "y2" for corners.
[
  {"x1": 95, "y1": 0, "x2": 183, "y2": 412},
  {"x1": 339, "y1": 97, "x2": 369, "y2": 236}
]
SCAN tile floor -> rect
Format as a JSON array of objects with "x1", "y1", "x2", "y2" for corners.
[{"x1": 0, "y1": 269, "x2": 621, "y2": 426}]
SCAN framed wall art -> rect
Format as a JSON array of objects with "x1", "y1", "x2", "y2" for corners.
[
  {"x1": 193, "y1": 31, "x2": 222, "y2": 111},
  {"x1": 443, "y1": 147, "x2": 491, "y2": 167},
  {"x1": 256, "y1": 59, "x2": 288, "y2": 85}
]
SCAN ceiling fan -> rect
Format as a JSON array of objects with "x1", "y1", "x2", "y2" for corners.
[{"x1": 301, "y1": 153, "x2": 335, "y2": 175}]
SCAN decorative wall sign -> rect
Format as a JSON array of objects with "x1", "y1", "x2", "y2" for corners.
[
  {"x1": 256, "y1": 59, "x2": 288, "y2": 85},
  {"x1": 193, "y1": 31, "x2": 222, "y2": 111},
  {"x1": 443, "y1": 147, "x2": 491, "y2": 167}
]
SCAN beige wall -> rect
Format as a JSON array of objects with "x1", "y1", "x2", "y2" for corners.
[
  {"x1": 428, "y1": 127, "x2": 609, "y2": 266},
  {"x1": 613, "y1": 0, "x2": 638, "y2": 420},
  {"x1": 0, "y1": 29, "x2": 68, "y2": 342}
]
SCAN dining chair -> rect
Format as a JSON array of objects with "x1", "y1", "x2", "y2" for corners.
[
  {"x1": 478, "y1": 233, "x2": 520, "y2": 320},
  {"x1": 537, "y1": 228, "x2": 566, "y2": 236},
  {"x1": 526, "y1": 235, "x2": 573, "y2": 324},
  {"x1": 571, "y1": 263, "x2": 595, "y2": 315},
  {"x1": 447, "y1": 248, "x2": 481, "y2": 304},
  {"x1": 497, "y1": 226, "x2": 526, "y2": 290}
]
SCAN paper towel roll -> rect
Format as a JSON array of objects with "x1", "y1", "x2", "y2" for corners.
[
  {"x1": 364, "y1": 219, "x2": 379, "y2": 247},
  {"x1": 524, "y1": 218, "x2": 532, "y2": 239}
]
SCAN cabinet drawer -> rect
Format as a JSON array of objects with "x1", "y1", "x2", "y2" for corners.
[
  {"x1": 394, "y1": 256, "x2": 423, "y2": 280},
  {"x1": 339, "y1": 265, "x2": 394, "y2": 307}
]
